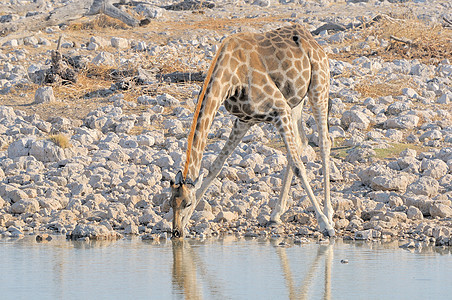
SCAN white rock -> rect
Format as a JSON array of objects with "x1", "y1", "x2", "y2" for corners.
[
  {"x1": 90, "y1": 36, "x2": 109, "y2": 47},
  {"x1": 162, "y1": 119, "x2": 184, "y2": 135},
  {"x1": 397, "y1": 156, "x2": 420, "y2": 173},
  {"x1": 406, "y1": 176, "x2": 439, "y2": 197},
  {"x1": 7, "y1": 137, "x2": 35, "y2": 158},
  {"x1": 153, "y1": 154, "x2": 174, "y2": 169},
  {"x1": 10, "y1": 199, "x2": 39, "y2": 214},
  {"x1": 69, "y1": 223, "x2": 122, "y2": 240},
  {"x1": 402, "y1": 87, "x2": 419, "y2": 99},
  {"x1": 406, "y1": 206, "x2": 423, "y2": 220},
  {"x1": 215, "y1": 211, "x2": 238, "y2": 223},
  {"x1": 0, "y1": 106, "x2": 16, "y2": 120},
  {"x1": 384, "y1": 115, "x2": 419, "y2": 129},
  {"x1": 91, "y1": 52, "x2": 115, "y2": 66},
  {"x1": 420, "y1": 159, "x2": 448, "y2": 179},
  {"x1": 124, "y1": 224, "x2": 139, "y2": 234},
  {"x1": 355, "y1": 229, "x2": 373, "y2": 240},
  {"x1": 410, "y1": 63, "x2": 434, "y2": 78},
  {"x1": 87, "y1": 42, "x2": 99, "y2": 51},
  {"x1": 29, "y1": 139, "x2": 67, "y2": 163},
  {"x1": 134, "y1": 4, "x2": 164, "y2": 19},
  {"x1": 341, "y1": 110, "x2": 370, "y2": 129},
  {"x1": 111, "y1": 37, "x2": 129, "y2": 49},
  {"x1": 429, "y1": 204, "x2": 452, "y2": 218},
  {"x1": 437, "y1": 93, "x2": 451, "y2": 104},
  {"x1": 370, "y1": 175, "x2": 410, "y2": 192},
  {"x1": 3, "y1": 39, "x2": 18, "y2": 47},
  {"x1": 251, "y1": 0, "x2": 271, "y2": 7},
  {"x1": 156, "y1": 93, "x2": 179, "y2": 107},
  {"x1": 7, "y1": 226, "x2": 23, "y2": 237},
  {"x1": 387, "y1": 101, "x2": 411, "y2": 115},
  {"x1": 345, "y1": 147, "x2": 376, "y2": 163},
  {"x1": 34, "y1": 86, "x2": 55, "y2": 103},
  {"x1": 24, "y1": 36, "x2": 39, "y2": 46}
]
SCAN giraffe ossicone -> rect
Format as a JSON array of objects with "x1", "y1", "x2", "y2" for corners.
[{"x1": 170, "y1": 24, "x2": 335, "y2": 238}]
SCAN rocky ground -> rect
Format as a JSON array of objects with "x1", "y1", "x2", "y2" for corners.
[{"x1": 0, "y1": 0, "x2": 451, "y2": 249}]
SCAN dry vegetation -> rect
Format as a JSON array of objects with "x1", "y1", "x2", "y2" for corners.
[
  {"x1": 2, "y1": 11, "x2": 450, "y2": 122},
  {"x1": 331, "y1": 14, "x2": 452, "y2": 65},
  {"x1": 67, "y1": 15, "x2": 130, "y2": 31},
  {"x1": 354, "y1": 76, "x2": 419, "y2": 99},
  {"x1": 48, "y1": 133, "x2": 72, "y2": 148}
]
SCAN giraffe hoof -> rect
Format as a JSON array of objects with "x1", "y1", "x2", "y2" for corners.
[
  {"x1": 324, "y1": 228, "x2": 335, "y2": 237},
  {"x1": 266, "y1": 220, "x2": 281, "y2": 227}
]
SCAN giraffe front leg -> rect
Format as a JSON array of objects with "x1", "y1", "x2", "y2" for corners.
[
  {"x1": 270, "y1": 165, "x2": 293, "y2": 224},
  {"x1": 195, "y1": 119, "x2": 251, "y2": 203},
  {"x1": 275, "y1": 110, "x2": 335, "y2": 237}
]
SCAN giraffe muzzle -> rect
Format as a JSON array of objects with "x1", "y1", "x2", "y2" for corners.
[{"x1": 172, "y1": 229, "x2": 182, "y2": 238}]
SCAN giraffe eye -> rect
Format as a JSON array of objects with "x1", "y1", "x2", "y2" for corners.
[{"x1": 183, "y1": 201, "x2": 192, "y2": 209}]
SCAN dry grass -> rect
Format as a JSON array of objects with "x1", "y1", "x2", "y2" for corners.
[
  {"x1": 331, "y1": 15, "x2": 452, "y2": 64},
  {"x1": 355, "y1": 76, "x2": 418, "y2": 98},
  {"x1": 331, "y1": 141, "x2": 430, "y2": 160},
  {"x1": 67, "y1": 15, "x2": 129, "y2": 31},
  {"x1": 48, "y1": 133, "x2": 72, "y2": 148},
  {"x1": 374, "y1": 142, "x2": 430, "y2": 159}
]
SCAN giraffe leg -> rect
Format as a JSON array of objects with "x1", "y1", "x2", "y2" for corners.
[
  {"x1": 195, "y1": 119, "x2": 251, "y2": 203},
  {"x1": 317, "y1": 114, "x2": 333, "y2": 226},
  {"x1": 270, "y1": 99, "x2": 307, "y2": 224},
  {"x1": 309, "y1": 93, "x2": 333, "y2": 226},
  {"x1": 307, "y1": 56, "x2": 334, "y2": 231},
  {"x1": 275, "y1": 106, "x2": 334, "y2": 236}
]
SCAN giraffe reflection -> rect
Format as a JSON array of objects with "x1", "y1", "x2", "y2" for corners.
[
  {"x1": 172, "y1": 238, "x2": 333, "y2": 299},
  {"x1": 171, "y1": 240, "x2": 225, "y2": 300},
  {"x1": 172, "y1": 240, "x2": 202, "y2": 299},
  {"x1": 277, "y1": 243, "x2": 333, "y2": 300}
]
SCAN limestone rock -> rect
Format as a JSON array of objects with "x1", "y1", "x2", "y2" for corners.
[
  {"x1": 34, "y1": 86, "x2": 55, "y2": 104},
  {"x1": 370, "y1": 174, "x2": 410, "y2": 192},
  {"x1": 384, "y1": 115, "x2": 419, "y2": 129},
  {"x1": 111, "y1": 37, "x2": 129, "y2": 49},
  {"x1": 91, "y1": 52, "x2": 115, "y2": 66},
  {"x1": 10, "y1": 199, "x2": 39, "y2": 214},
  {"x1": 7, "y1": 137, "x2": 35, "y2": 158},
  {"x1": 406, "y1": 176, "x2": 439, "y2": 197},
  {"x1": 429, "y1": 204, "x2": 452, "y2": 218},
  {"x1": 406, "y1": 206, "x2": 423, "y2": 220},
  {"x1": 420, "y1": 159, "x2": 448, "y2": 179},
  {"x1": 68, "y1": 223, "x2": 122, "y2": 240},
  {"x1": 215, "y1": 211, "x2": 238, "y2": 223}
]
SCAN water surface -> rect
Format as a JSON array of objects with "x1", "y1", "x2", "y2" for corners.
[{"x1": 1, "y1": 236, "x2": 451, "y2": 299}]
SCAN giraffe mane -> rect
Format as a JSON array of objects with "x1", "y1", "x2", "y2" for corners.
[{"x1": 182, "y1": 40, "x2": 226, "y2": 179}]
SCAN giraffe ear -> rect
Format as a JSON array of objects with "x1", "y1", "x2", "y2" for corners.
[{"x1": 175, "y1": 170, "x2": 184, "y2": 185}]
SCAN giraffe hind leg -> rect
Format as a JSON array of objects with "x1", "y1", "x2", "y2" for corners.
[
  {"x1": 270, "y1": 99, "x2": 307, "y2": 224},
  {"x1": 277, "y1": 109, "x2": 334, "y2": 236},
  {"x1": 266, "y1": 94, "x2": 334, "y2": 235},
  {"x1": 308, "y1": 67, "x2": 334, "y2": 228}
]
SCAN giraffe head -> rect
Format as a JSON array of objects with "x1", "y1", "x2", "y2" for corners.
[{"x1": 170, "y1": 171, "x2": 203, "y2": 238}]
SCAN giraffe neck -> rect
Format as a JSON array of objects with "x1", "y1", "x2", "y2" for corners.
[
  {"x1": 183, "y1": 88, "x2": 221, "y2": 181},
  {"x1": 183, "y1": 42, "x2": 227, "y2": 181}
]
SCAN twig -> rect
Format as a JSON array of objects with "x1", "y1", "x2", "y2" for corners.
[
  {"x1": 389, "y1": 35, "x2": 412, "y2": 45},
  {"x1": 56, "y1": 35, "x2": 63, "y2": 50},
  {"x1": 443, "y1": 16, "x2": 452, "y2": 27},
  {"x1": 311, "y1": 23, "x2": 346, "y2": 36}
]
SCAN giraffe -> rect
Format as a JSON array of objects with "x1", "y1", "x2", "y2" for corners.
[{"x1": 170, "y1": 23, "x2": 335, "y2": 238}]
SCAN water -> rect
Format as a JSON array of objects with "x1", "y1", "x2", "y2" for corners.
[{"x1": 1, "y1": 236, "x2": 451, "y2": 300}]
